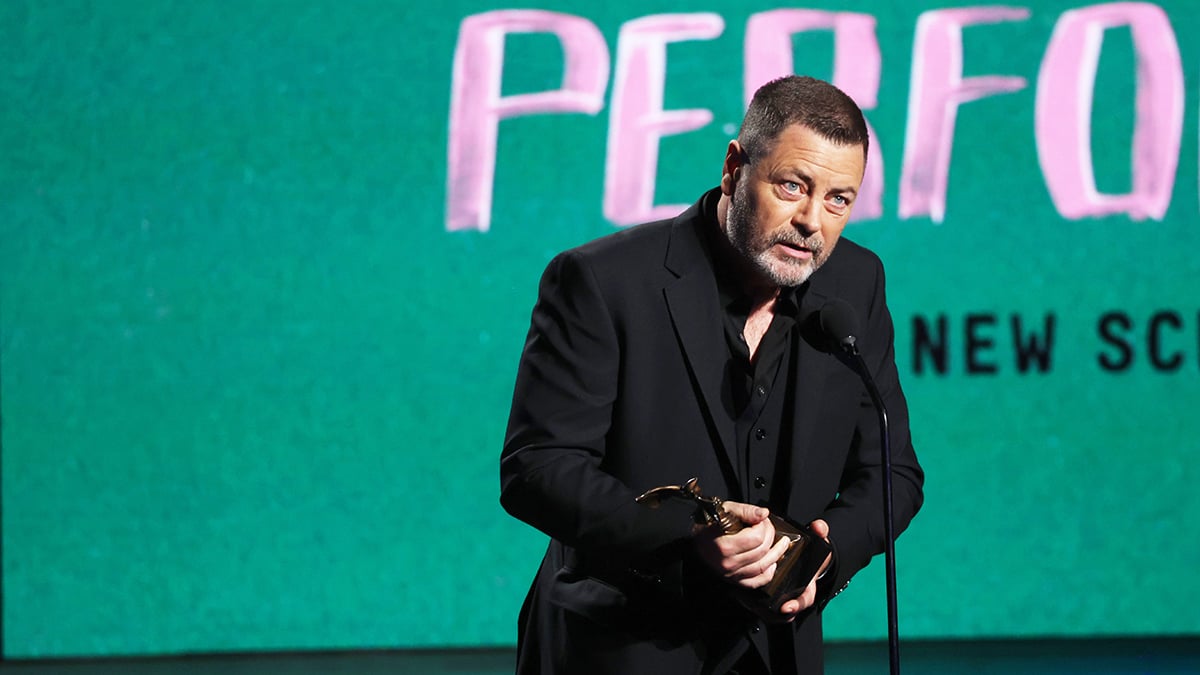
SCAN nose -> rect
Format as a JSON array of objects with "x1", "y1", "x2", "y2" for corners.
[{"x1": 791, "y1": 195, "x2": 821, "y2": 235}]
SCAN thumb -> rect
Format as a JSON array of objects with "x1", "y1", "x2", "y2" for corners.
[
  {"x1": 809, "y1": 518, "x2": 830, "y2": 539},
  {"x1": 722, "y1": 500, "x2": 769, "y2": 525}
]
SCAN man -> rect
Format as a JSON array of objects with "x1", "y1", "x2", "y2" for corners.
[{"x1": 500, "y1": 76, "x2": 924, "y2": 674}]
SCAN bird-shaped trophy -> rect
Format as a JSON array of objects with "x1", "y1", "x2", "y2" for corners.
[{"x1": 636, "y1": 477, "x2": 831, "y2": 612}]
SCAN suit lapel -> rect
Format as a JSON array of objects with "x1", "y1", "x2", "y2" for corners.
[
  {"x1": 661, "y1": 202, "x2": 738, "y2": 477},
  {"x1": 786, "y1": 284, "x2": 835, "y2": 484}
]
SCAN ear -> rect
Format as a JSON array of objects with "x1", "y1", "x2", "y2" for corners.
[{"x1": 720, "y1": 140, "x2": 746, "y2": 196}]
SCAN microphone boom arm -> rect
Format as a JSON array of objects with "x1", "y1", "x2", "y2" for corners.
[
  {"x1": 846, "y1": 343, "x2": 900, "y2": 675},
  {"x1": 822, "y1": 297, "x2": 901, "y2": 675}
]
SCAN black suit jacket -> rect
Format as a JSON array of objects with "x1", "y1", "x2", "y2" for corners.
[{"x1": 501, "y1": 191, "x2": 924, "y2": 674}]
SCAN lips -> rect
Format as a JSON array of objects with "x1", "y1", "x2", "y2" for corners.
[{"x1": 775, "y1": 241, "x2": 813, "y2": 259}]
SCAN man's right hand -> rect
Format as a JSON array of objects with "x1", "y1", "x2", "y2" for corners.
[{"x1": 692, "y1": 501, "x2": 792, "y2": 590}]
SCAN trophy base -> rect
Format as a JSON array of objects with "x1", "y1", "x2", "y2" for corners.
[{"x1": 754, "y1": 515, "x2": 832, "y2": 612}]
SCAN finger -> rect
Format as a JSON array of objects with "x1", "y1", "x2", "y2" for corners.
[
  {"x1": 715, "y1": 518, "x2": 775, "y2": 559},
  {"x1": 797, "y1": 574, "x2": 822, "y2": 610},
  {"x1": 736, "y1": 518, "x2": 774, "y2": 559},
  {"x1": 739, "y1": 530, "x2": 787, "y2": 578},
  {"x1": 736, "y1": 561, "x2": 777, "y2": 589},
  {"x1": 761, "y1": 516, "x2": 778, "y2": 546},
  {"x1": 763, "y1": 531, "x2": 792, "y2": 567},
  {"x1": 721, "y1": 542, "x2": 773, "y2": 578},
  {"x1": 807, "y1": 520, "x2": 833, "y2": 578},
  {"x1": 723, "y1": 501, "x2": 770, "y2": 525},
  {"x1": 808, "y1": 518, "x2": 830, "y2": 540},
  {"x1": 720, "y1": 522, "x2": 780, "y2": 575},
  {"x1": 731, "y1": 534, "x2": 792, "y2": 584},
  {"x1": 774, "y1": 589, "x2": 814, "y2": 617},
  {"x1": 740, "y1": 536, "x2": 802, "y2": 587}
]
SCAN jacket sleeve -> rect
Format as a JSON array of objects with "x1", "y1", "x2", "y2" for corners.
[
  {"x1": 818, "y1": 256, "x2": 925, "y2": 606},
  {"x1": 500, "y1": 250, "x2": 696, "y2": 557}
]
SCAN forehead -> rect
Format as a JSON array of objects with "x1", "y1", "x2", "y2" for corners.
[{"x1": 757, "y1": 124, "x2": 865, "y2": 184}]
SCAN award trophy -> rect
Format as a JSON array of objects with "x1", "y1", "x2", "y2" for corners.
[{"x1": 636, "y1": 478, "x2": 831, "y2": 612}]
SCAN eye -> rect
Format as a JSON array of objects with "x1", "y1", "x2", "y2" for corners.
[
  {"x1": 783, "y1": 181, "x2": 801, "y2": 194},
  {"x1": 827, "y1": 193, "x2": 852, "y2": 214}
]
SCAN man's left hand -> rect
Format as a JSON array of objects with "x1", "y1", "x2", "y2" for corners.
[{"x1": 773, "y1": 518, "x2": 833, "y2": 618}]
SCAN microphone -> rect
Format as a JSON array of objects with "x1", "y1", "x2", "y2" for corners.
[
  {"x1": 818, "y1": 298, "x2": 860, "y2": 355},
  {"x1": 819, "y1": 299, "x2": 902, "y2": 675}
]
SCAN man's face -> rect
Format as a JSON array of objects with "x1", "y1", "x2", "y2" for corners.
[{"x1": 722, "y1": 124, "x2": 865, "y2": 288}]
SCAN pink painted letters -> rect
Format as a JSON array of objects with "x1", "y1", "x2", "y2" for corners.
[
  {"x1": 604, "y1": 14, "x2": 725, "y2": 226},
  {"x1": 446, "y1": 11, "x2": 609, "y2": 231},
  {"x1": 899, "y1": 7, "x2": 1030, "y2": 223},
  {"x1": 1035, "y1": 2, "x2": 1183, "y2": 220},
  {"x1": 445, "y1": 5, "x2": 1193, "y2": 232}
]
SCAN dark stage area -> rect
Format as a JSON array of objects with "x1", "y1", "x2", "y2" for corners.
[{"x1": 4, "y1": 638, "x2": 1198, "y2": 674}]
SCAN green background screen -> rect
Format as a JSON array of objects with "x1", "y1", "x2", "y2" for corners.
[{"x1": 3, "y1": 0, "x2": 1198, "y2": 659}]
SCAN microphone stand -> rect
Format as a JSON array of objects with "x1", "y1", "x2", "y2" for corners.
[{"x1": 844, "y1": 342, "x2": 900, "y2": 675}]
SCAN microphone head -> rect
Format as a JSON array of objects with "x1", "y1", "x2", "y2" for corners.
[{"x1": 819, "y1": 298, "x2": 860, "y2": 353}]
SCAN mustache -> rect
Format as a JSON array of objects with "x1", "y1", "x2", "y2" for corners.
[{"x1": 766, "y1": 232, "x2": 823, "y2": 252}]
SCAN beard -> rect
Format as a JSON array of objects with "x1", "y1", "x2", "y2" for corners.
[{"x1": 726, "y1": 180, "x2": 830, "y2": 288}]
